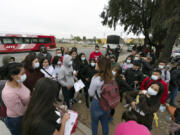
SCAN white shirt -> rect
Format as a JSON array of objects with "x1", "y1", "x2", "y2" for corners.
[
  {"x1": 40, "y1": 65, "x2": 56, "y2": 79},
  {"x1": 54, "y1": 65, "x2": 61, "y2": 78},
  {"x1": 88, "y1": 76, "x2": 104, "y2": 99},
  {"x1": 122, "y1": 63, "x2": 133, "y2": 73},
  {"x1": 161, "y1": 69, "x2": 171, "y2": 83}
]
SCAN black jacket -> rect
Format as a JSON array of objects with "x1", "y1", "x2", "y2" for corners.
[
  {"x1": 78, "y1": 61, "x2": 97, "y2": 85},
  {"x1": 37, "y1": 52, "x2": 52, "y2": 64},
  {"x1": 126, "y1": 91, "x2": 161, "y2": 130},
  {"x1": 124, "y1": 68, "x2": 144, "y2": 88},
  {"x1": 170, "y1": 69, "x2": 180, "y2": 89},
  {"x1": 116, "y1": 76, "x2": 133, "y2": 92},
  {"x1": 142, "y1": 61, "x2": 152, "y2": 76}
]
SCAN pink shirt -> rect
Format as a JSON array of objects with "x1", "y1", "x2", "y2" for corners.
[
  {"x1": 2, "y1": 82, "x2": 30, "y2": 118},
  {"x1": 114, "y1": 121, "x2": 151, "y2": 135}
]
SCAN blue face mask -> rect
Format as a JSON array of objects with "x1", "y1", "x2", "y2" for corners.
[{"x1": 17, "y1": 74, "x2": 27, "y2": 83}]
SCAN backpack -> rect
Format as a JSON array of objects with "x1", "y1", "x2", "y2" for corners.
[
  {"x1": 96, "y1": 80, "x2": 120, "y2": 111},
  {"x1": 0, "y1": 80, "x2": 7, "y2": 121}
]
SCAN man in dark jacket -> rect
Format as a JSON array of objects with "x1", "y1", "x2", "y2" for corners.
[
  {"x1": 142, "y1": 57, "x2": 152, "y2": 77},
  {"x1": 124, "y1": 61, "x2": 144, "y2": 90},
  {"x1": 168, "y1": 63, "x2": 180, "y2": 106},
  {"x1": 37, "y1": 46, "x2": 52, "y2": 63}
]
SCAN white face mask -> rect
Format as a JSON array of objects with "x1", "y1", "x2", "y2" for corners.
[
  {"x1": 151, "y1": 75, "x2": 159, "y2": 81},
  {"x1": 95, "y1": 50, "x2": 99, "y2": 53},
  {"x1": 57, "y1": 54, "x2": 62, "y2": 57},
  {"x1": 134, "y1": 57, "x2": 140, "y2": 60},
  {"x1": 159, "y1": 65, "x2": 164, "y2": 69},
  {"x1": 34, "y1": 62, "x2": 40, "y2": 69},
  {"x1": 57, "y1": 61, "x2": 61, "y2": 65},
  {"x1": 81, "y1": 57, "x2": 86, "y2": 61},
  {"x1": 69, "y1": 61, "x2": 73, "y2": 66},
  {"x1": 17, "y1": 74, "x2": 27, "y2": 83},
  {"x1": 127, "y1": 60, "x2": 131, "y2": 63},
  {"x1": 112, "y1": 71, "x2": 116, "y2": 76},
  {"x1": 43, "y1": 53, "x2": 47, "y2": 57},
  {"x1": 91, "y1": 63, "x2": 95, "y2": 67},
  {"x1": 147, "y1": 87, "x2": 158, "y2": 96}
]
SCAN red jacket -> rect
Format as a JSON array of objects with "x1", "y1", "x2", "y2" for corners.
[
  {"x1": 141, "y1": 77, "x2": 168, "y2": 104},
  {"x1": 89, "y1": 51, "x2": 102, "y2": 61}
]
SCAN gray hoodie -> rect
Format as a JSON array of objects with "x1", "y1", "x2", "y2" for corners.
[{"x1": 58, "y1": 55, "x2": 75, "y2": 87}]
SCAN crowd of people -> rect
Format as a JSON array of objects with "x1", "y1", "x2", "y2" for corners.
[{"x1": 0, "y1": 44, "x2": 180, "y2": 135}]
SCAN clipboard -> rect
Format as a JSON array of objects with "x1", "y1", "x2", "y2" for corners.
[
  {"x1": 74, "y1": 79, "x2": 85, "y2": 92},
  {"x1": 64, "y1": 110, "x2": 78, "y2": 135}
]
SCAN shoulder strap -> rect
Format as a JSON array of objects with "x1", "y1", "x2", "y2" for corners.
[
  {"x1": 42, "y1": 68, "x2": 54, "y2": 79},
  {"x1": 165, "y1": 70, "x2": 167, "y2": 81},
  {"x1": 95, "y1": 90, "x2": 100, "y2": 100}
]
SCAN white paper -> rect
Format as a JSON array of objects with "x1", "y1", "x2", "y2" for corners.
[
  {"x1": 64, "y1": 111, "x2": 78, "y2": 135},
  {"x1": 74, "y1": 80, "x2": 85, "y2": 92}
]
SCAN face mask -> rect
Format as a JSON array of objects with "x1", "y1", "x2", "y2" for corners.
[
  {"x1": 57, "y1": 61, "x2": 61, "y2": 65},
  {"x1": 81, "y1": 57, "x2": 86, "y2": 61},
  {"x1": 127, "y1": 60, "x2": 131, "y2": 63},
  {"x1": 159, "y1": 65, "x2": 164, "y2": 69},
  {"x1": 43, "y1": 65, "x2": 49, "y2": 69},
  {"x1": 17, "y1": 74, "x2": 27, "y2": 83},
  {"x1": 34, "y1": 62, "x2": 40, "y2": 69},
  {"x1": 69, "y1": 61, "x2": 73, "y2": 66},
  {"x1": 134, "y1": 57, "x2": 140, "y2": 60},
  {"x1": 112, "y1": 71, "x2": 116, "y2": 76},
  {"x1": 43, "y1": 53, "x2": 47, "y2": 57},
  {"x1": 95, "y1": 50, "x2": 99, "y2": 53},
  {"x1": 151, "y1": 75, "x2": 159, "y2": 81},
  {"x1": 147, "y1": 87, "x2": 158, "y2": 96},
  {"x1": 91, "y1": 63, "x2": 95, "y2": 67},
  {"x1": 57, "y1": 54, "x2": 62, "y2": 57}
]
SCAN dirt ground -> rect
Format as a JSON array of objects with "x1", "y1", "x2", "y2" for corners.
[{"x1": 71, "y1": 92, "x2": 180, "y2": 135}]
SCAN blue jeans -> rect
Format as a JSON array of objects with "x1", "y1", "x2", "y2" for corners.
[
  {"x1": 168, "y1": 87, "x2": 178, "y2": 105},
  {"x1": 90, "y1": 98, "x2": 109, "y2": 135},
  {"x1": 5, "y1": 116, "x2": 23, "y2": 135}
]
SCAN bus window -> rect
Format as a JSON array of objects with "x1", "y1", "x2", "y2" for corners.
[
  {"x1": 14, "y1": 38, "x2": 23, "y2": 44},
  {"x1": 38, "y1": 38, "x2": 51, "y2": 43},
  {"x1": 2, "y1": 38, "x2": 14, "y2": 44},
  {"x1": 23, "y1": 38, "x2": 31, "y2": 44},
  {"x1": 0, "y1": 38, "x2": 2, "y2": 44},
  {"x1": 32, "y1": 38, "x2": 38, "y2": 43}
]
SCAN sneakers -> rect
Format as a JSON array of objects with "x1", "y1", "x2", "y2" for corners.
[{"x1": 78, "y1": 100, "x2": 82, "y2": 104}]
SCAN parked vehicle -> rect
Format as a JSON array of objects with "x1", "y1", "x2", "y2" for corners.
[
  {"x1": 0, "y1": 34, "x2": 56, "y2": 53},
  {"x1": 127, "y1": 44, "x2": 135, "y2": 52},
  {"x1": 171, "y1": 49, "x2": 180, "y2": 63},
  {"x1": 103, "y1": 35, "x2": 125, "y2": 50}
]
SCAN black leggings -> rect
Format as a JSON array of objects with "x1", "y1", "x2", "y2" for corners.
[
  {"x1": 84, "y1": 83, "x2": 90, "y2": 108},
  {"x1": 62, "y1": 87, "x2": 75, "y2": 107}
]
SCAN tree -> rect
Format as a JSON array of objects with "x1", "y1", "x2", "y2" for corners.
[
  {"x1": 101, "y1": 0, "x2": 180, "y2": 61},
  {"x1": 73, "y1": 36, "x2": 81, "y2": 41}
]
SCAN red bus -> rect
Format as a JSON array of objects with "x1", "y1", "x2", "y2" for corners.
[{"x1": 0, "y1": 34, "x2": 56, "y2": 53}]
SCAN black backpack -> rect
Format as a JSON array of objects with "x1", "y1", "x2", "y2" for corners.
[{"x1": 0, "y1": 80, "x2": 7, "y2": 121}]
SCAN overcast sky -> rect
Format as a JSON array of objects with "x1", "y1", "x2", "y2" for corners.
[{"x1": 0, "y1": 0, "x2": 143, "y2": 39}]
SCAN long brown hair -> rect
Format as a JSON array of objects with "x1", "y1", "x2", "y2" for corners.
[{"x1": 96, "y1": 56, "x2": 113, "y2": 82}]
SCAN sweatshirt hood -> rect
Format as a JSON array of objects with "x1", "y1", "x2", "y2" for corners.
[{"x1": 63, "y1": 55, "x2": 72, "y2": 67}]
